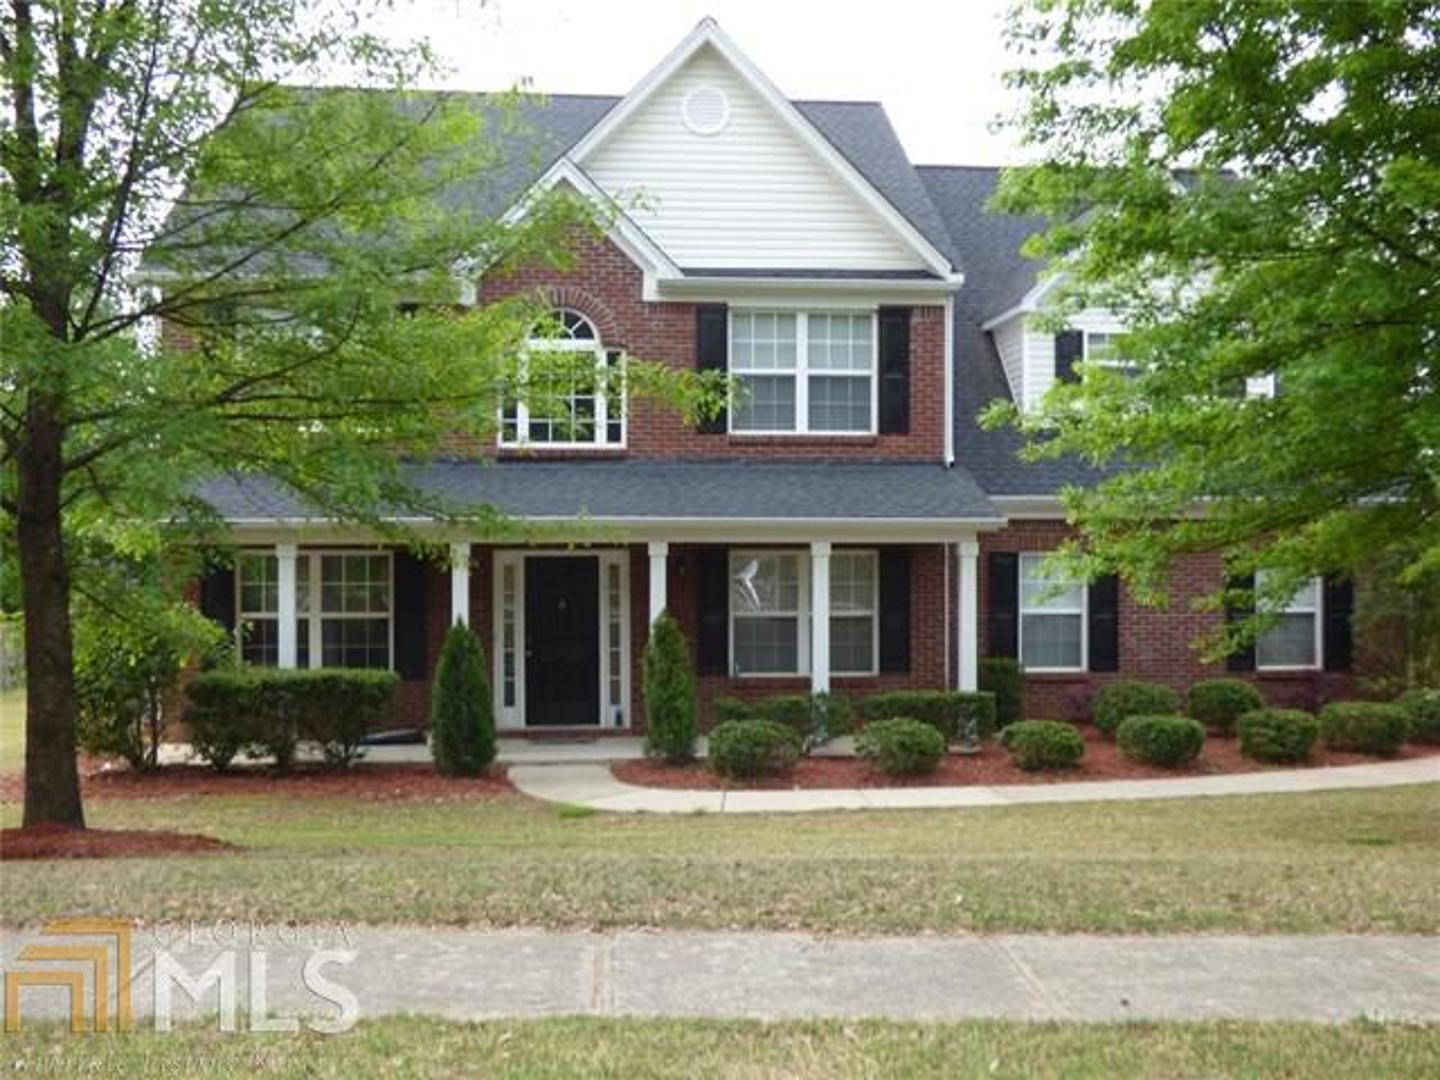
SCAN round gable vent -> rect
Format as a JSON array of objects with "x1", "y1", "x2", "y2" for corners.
[{"x1": 682, "y1": 86, "x2": 730, "y2": 136}]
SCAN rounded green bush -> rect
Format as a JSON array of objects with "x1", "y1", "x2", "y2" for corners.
[
  {"x1": 1092, "y1": 681, "x2": 1181, "y2": 735},
  {"x1": 1397, "y1": 689, "x2": 1440, "y2": 745},
  {"x1": 1319, "y1": 701, "x2": 1411, "y2": 757},
  {"x1": 1116, "y1": 714, "x2": 1206, "y2": 767},
  {"x1": 1237, "y1": 708, "x2": 1319, "y2": 764},
  {"x1": 978, "y1": 657, "x2": 1025, "y2": 730},
  {"x1": 1188, "y1": 678, "x2": 1264, "y2": 735},
  {"x1": 707, "y1": 719, "x2": 802, "y2": 779},
  {"x1": 855, "y1": 718, "x2": 946, "y2": 776},
  {"x1": 1000, "y1": 720, "x2": 1085, "y2": 772}
]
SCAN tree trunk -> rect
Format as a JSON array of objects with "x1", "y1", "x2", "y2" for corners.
[{"x1": 17, "y1": 397, "x2": 85, "y2": 828}]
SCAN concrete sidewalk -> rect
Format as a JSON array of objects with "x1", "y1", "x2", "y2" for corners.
[
  {"x1": 3, "y1": 928, "x2": 1435, "y2": 1024},
  {"x1": 509, "y1": 756, "x2": 1439, "y2": 814}
]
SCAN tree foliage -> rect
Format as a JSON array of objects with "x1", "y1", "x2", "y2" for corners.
[
  {"x1": 642, "y1": 611, "x2": 697, "y2": 764},
  {"x1": 429, "y1": 623, "x2": 494, "y2": 776},
  {"x1": 989, "y1": 1, "x2": 1440, "y2": 658}
]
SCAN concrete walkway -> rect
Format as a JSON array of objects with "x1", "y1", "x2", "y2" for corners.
[
  {"x1": 4, "y1": 928, "x2": 1435, "y2": 1024},
  {"x1": 509, "y1": 755, "x2": 1439, "y2": 814}
]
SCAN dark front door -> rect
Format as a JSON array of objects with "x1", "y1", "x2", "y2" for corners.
[{"x1": 524, "y1": 556, "x2": 600, "y2": 726}]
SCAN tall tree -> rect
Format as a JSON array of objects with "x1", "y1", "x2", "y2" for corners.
[
  {"x1": 1, "y1": 1, "x2": 705, "y2": 827},
  {"x1": 988, "y1": 1, "x2": 1440, "y2": 653}
]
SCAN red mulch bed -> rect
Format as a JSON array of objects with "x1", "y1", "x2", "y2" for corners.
[
  {"x1": 0, "y1": 763, "x2": 513, "y2": 803},
  {"x1": 613, "y1": 732, "x2": 1440, "y2": 790},
  {"x1": 1, "y1": 823, "x2": 237, "y2": 861}
]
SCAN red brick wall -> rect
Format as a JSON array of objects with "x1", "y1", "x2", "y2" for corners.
[
  {"x1": 978, "y1": 521, "x2": 1360, "y2": 721},
  {"x1": 468, "y1": 232, "x2": 947, "y2": 461}
]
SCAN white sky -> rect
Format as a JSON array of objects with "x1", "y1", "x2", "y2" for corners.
[{"x1": 378, "y1": 0, "x2": 1027, "y2": 166}]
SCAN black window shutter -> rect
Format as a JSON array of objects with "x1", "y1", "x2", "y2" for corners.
[
  {"x1": 696, "y1": 546, "x2": 729, "y2": 675},
  {"x1": 878, "y1": 548, "x2": 912, "y2": 673},
  {"x1": 1225, "y1": 573, "x2": 1257, "y2": 672},
  {"x1": 1323, "y1": 574, "x2": 1354, "y2": 672},
  {"x1": 1088, "y1": 574, "x2": 1120, "y2": 672},
  {"x1": 696, "y1": 304, "x2": 728, "y2": 434},
  {"x1": 987, "y1": 552, "x2": 1019, "y2": 659},
  {"x1": 392, "y1": 550, "x2": 429, "y2": 680},
  {"x1": 1055, "y1": 330, "x2": 1084, "y2": 384},
  {"x1": 877, "y1": 307, "x2": 911, "y2": 434},
  {"x1": 198, "y1": 566, "x2": 236, "y2": 633}
]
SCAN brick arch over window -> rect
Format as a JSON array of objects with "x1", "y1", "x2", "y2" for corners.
[{"x1": 539, "y1": 287, "x2": 623, "y2": 347}]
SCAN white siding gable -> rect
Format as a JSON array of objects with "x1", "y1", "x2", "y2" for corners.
[
  {"x1": 993, "y1": 308, "x2": 1127, "y2": 411},
  {"x1": 583, "y1": 46, "x2": 924, "y2": 272}
]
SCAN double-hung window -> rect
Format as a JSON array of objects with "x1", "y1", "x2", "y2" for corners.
[
  {"x1": 1084, "y1": 331, "x2": 1139, "y2": 378},
  {"x1": 501, "y1": 309, "x2": 624, "y2": 448},
  {"x1": 1255, "y1": 571, "x2": 1321, "y2": 669},
  {"x1": 1019, "y1": 553, "x2": 1086, "y2": 671},
  {"x1": 235, "y1": 551, "x2": 392, "y2": 670},
  {"x1": 728, "y1": 549, "x2": 879, "y2": 676},
  {"x1": 730, "y1": 310, "x2": 875, "y2": 434}
]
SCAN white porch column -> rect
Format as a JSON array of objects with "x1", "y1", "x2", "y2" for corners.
[
  {"x1": 810, "y1": 540, "x2": 832, "y2": 694},
  {"x1": 957, "y1": 539, "x2": 980, "y2": 691},
  {"x1": 450, "y1": 541, "x2": 471, "y2": 626},
  {"x1": 276, "y1": 542, "x2": 298, "y2": 669},
  {"x1": 647, "y1": 541, "x2": 669, "y2": 625}
]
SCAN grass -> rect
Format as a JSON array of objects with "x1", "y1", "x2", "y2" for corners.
[
  {"x1": 0, "y1": 686, "x2": 23, "y2": 774},
  {"x1": 3, "y1": 782, "x2": 1438, "y2": 933},
  {"x1": 3, "y1": 1017, "x2": 1438, "y2": 1077}
]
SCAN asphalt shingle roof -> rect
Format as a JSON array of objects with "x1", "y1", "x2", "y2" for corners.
[{"x1": 196, "y1": 460, "x2": 1002, "y2": 523}]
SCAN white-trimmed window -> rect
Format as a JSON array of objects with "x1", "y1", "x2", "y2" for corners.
[
  {"x1": 1084, "y1": 330, "x2": 1139, "y2": 377},
  {"x1": 501, "y1": 309, "x2": 624, "y2": 448},
  {"x1": 728, "y1": 549, "x2": 879, "y2": 676},
  {"x1": 1256, "y1": 571, "x2": 1322, "y2": 669},
  {"x1": 1019, "y1": 553, "x2": 1086, "y2": 671},
  {"x1": 235, "y1": 551, "x2": 392, "y2": 670},
  {"x1": 730, "y1": 310, "x2": 875, "y2": 434}
]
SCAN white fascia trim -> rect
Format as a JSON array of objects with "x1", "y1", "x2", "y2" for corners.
[
  {"x1": 944, "y1": 292, "x2": 955, "y2": 466},
  {"x1": 653, "y1": 277, "x2": 957, "y2": 305},
  {"x1": 989, "y1": 494, "x2": 1067, "y2": 518},
  {"x1": 980, "y1": 272, "x2": 1065, "y2": 332},
  {"x1": 499, "y1": 157, "x2": 681, "y2": 285},
  {"x1": 566, "y1": 19, "x2": 959, "y2": 282}
]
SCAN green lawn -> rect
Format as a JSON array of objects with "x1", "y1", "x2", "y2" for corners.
[
  {"x1": 5, "y1": 1017, "x2": 1439, "y2": 1078},
  {"x1": 0, "y1": 686, "x2": 23, "y2": 774},
  {"x1": 3, "y1": 782, "x2": 1437, "y2": 933}
]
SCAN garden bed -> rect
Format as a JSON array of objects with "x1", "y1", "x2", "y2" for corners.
[
  {"x1": 0, "y1": 823, "x2": 237, "y2": 860},
  {"x1": 613, "y1": 732, "x2": 1439, "y2": 790},
  {"x1": 0, "y1": 763, "x2": 512, "y2": 803}
]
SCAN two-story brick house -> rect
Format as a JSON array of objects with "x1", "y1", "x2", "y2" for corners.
[{"x1": 195, "y1": 19, "x2": 1358, "y2": 733}]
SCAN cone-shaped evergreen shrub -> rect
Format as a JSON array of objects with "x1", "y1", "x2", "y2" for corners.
[
  {"x1": 643, "y1": 611, "x2": 698, "y2": 763},
  {"x1": 430, "y1": 623, "x2": 495, "y2": 775}
]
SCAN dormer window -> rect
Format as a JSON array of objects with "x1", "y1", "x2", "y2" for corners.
[{"x1": 501, "y1": 309, "x2": 625, "y2": 448}]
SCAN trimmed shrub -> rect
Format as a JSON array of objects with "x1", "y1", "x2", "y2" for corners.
[
  {"x1": 1116, "y1": 714, "x2": 1206, "y2": 767},
  {"x1": 1319, "y1": 701, "x2": 1411, "y2": 757},
  {"x1": 430, "y1": 624, "x2": 496, "y2": 776},
  {"x1": 1238, "y1": 708, "x2": 1319, "y2": 764},
  {"x1": 1092, "y1": 681, "x2": 1181, "y2": 736},
  {"x1": 979, "y1": 657, "x2": 1025, "y2": 730},
  {"x1": 856, "y1": 718, "x2": 946, "y2": 776},
  {"x1": 752, "y1": 693, "x2": 854, "y2": 751},
  {"x1": 752, "y1": 694, "x2": 813, "y2": 733},
  {"x1": 183, "y1": 669, "x2": 257, "y2": 771},
  {"x1": 642, "y1": 612, "x2": 698, "y2": 764},
  {"x1": 708, "y1": 719, "x2": 802, "y2": 779},
  {"x1": 1000, "y1": 720, "x2": 1085, "y2": 771},
  {"x1": 1398, "y1": 689, "x2": 1440, "y2": 745},
  {"x1": 861, "y1": 691, "x2": 996, "y2": 742},
  {"x1": 1188, "y1": 679, "x2": 1264, "y2": 735},
  {"x1": 298, "y1": 669, "x2": 397, "y2": 766},
  {"x1": 712, "y1": 697, "x2": 753, "y2": 724}
]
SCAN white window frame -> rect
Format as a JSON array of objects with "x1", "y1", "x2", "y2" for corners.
[
  {"x1": 828, "y1": 550, "x2": 880, "y2": 678},
  {"x1": 499, "y1": 310, "x2": 626, "y2": 450},
  {"x1": 235, "y1": 550, "x2": 394, "y2": 671},
  {"x1": 727, "y1": 548, "x2": 879, "y2": 678},
  {"x1": 728, "y1": 309, "x2": 878, "y2": 436},
  {"x1": 1017, "y1": 552, "x2": 1088, "y2": 674},
  {"x1": 1083, "y1": 329, "x2": 1138, "y2": 375},
  {"x1": 1255, "y1": 571, "x2": 1323, "y2": 672}
]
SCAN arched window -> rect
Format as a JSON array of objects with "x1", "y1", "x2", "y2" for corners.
[{"x1": 501, "y1": 309, "x2": 624, "y2": 447}]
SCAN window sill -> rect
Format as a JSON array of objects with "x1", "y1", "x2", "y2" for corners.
[
  {"x1": 726, "y1": 434, "x2": 878, "y2": 446},
  {"x1": 1022, "y1": 669, "x2": 1091, "y2": 680},
  {"x1": 1256, "y1": 666, "x2": 1323, "y2": 677}
]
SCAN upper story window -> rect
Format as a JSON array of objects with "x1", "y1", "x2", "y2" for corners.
[
  {"x1": 730, "y1": 310, "x2": 876, "y2": 435},
  {"x1": 1083, "y1": 330, "x2": 1140, "y2": 377},
  {"x1": 501, "y1": 309, "x2": 625, "y2": 448},
  {"x1": 1255, "y1": 570, "x2": 1321, "y2": 670},
  {"x1": 1019, "y1": 553, "x2": 1086, "y2": 672}
]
